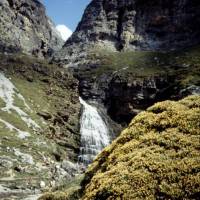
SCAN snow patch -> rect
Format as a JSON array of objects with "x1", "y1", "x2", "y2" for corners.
[
  {"x1": 0, "y1": 118, "x2": 30, "y2": 139},
  {"x1": 56, "y1": 24, "x2": 72, "y2": 41},
  {"x1": 0, "y1": 72, "x2": 40, "y2": 130}
]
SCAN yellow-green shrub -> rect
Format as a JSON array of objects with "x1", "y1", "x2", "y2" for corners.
[
  {"x1": 39, "y1": 192, "x2": 69, "y2": 200},
  {"x1": 82, "y1": 95, "x2": 200, "y2": 200}
]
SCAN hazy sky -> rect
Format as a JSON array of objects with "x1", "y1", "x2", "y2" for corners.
[{"x1": 42, "y1": 0, "x2": 91, "y2": 40}]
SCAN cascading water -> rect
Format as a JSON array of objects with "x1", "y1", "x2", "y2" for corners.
[{"x1": 78, "y1": 97, "x2": 110, "y2": 165}]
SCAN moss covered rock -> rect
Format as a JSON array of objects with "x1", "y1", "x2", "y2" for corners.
[{"x1": 81, "y1": 95, "x2": 200, "y2": 200}]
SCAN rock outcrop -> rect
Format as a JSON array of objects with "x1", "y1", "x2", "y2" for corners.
[
  {"x1": 81, "y1": 95, "x2": 200, "y2": 200},
  {"x1": 75, "y1": 69, "x2": 173, "y2": 126},
  {"x1": 54, "y1": 0, "x2": 200, "y2": 64},
  {"x1": 0, "y1": 0, "x2": 64, "y2": 57},
  {"x1": 73, "y1": 46, "x2": 200, "y2": 126}
]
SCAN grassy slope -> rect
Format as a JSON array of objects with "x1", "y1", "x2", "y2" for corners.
[
  {"x1": 0, "y1": 53, "x2": 80, "y2": 190},
  {"x1": 81, "y1": 95, "x2": 200, "y2": 200},
  {"x1": 78, "y1": 46, "x2": 200, "y2": 88},
  {"x1": 0, "y1": 55, "x2": 50, "y2": 185}
]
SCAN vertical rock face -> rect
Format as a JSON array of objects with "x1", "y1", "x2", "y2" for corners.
[
  {"x1": 0, "y1": 0, "x2": 64, "y2": 57},
  {"x1": 55, "y1": 0, "x2": 200, "y2": 64}
]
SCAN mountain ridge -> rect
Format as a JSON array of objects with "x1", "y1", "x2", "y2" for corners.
[{"x1": 54, "y1": 0, "x2": 200, "y2": 65}]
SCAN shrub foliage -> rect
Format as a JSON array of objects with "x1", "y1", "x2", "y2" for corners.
[{"x1": 81, "y1": 95, "x2": 200, "y2": 200}]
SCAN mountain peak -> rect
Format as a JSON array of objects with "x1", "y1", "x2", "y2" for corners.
[
  {"x1": 54, "y1": 0, "x2": 200, "y2": 65},
  {"x1": 0, "y1": 0, "x2": 64, "y2": 57}
]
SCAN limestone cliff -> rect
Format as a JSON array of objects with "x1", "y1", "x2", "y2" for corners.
[
  {"x1": 54, "y1": 0, "x2": 200, "y2": 64},
  {"x1": 53, "y1": 0, "x2": 200, "y2": 130},
  {"x1": 73, "y1": 46, "x2": 200, "y2": 126},
  {"x1": 0, "y1": 0, "x2": 64, "y2": 57}
]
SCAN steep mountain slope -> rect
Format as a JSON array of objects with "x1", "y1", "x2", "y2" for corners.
[
  {"x1": 52, "y1": 0, "x2": 200, "y2": 132},
  {"x1": 0, "y1": 53, "x2": 80, "y2": 199},
  {"x1": 54, "y1": 0, "x2": 200, "y2": 65},
  {"x1": 0, "y1": 1, "x2": 82, "y2": 198},
  {"x1": 74, "y1": 46, "x2": 200, "y2": 126},
  {"x1": 0, "y1": 0, "x2": 64, "y2": 57},
  {"x1": 81, "y1": 95, "x2": 200, "y2": 200}
]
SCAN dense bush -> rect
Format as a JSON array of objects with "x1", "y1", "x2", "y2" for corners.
[{"x1": 82, "y1": 95, "x2": 200, "y2": 200}]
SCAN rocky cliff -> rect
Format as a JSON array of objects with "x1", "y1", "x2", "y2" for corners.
[
  {"x1": 0, "y1": 0, "x2": 64, "y2": 57},
  {"x1": 73, "y1": 46, "x2": 200, "y2": 127},
  {"x1": 54, "y1": 0, "x2": 200, "y2": 64},
  {"x1": 53, "y1": 0, "x2": 200, "y2": 130}
]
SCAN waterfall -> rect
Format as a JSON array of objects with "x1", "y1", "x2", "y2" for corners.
[{"x1": 78, "y1": 97, "x2": 110, "y2": 165}]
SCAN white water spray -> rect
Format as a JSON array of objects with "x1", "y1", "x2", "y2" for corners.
[{"x1": 78, "y1": 97, "x2": 110, "y2": 165}]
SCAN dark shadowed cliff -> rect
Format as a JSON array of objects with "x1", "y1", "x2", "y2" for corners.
[{"x1": 53, "y1": 0, "x2": 200, "y2": 135}]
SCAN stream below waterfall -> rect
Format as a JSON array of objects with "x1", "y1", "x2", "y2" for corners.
[{"x1": 78, "y1": 97, "x2": 110, "y2": 165}]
